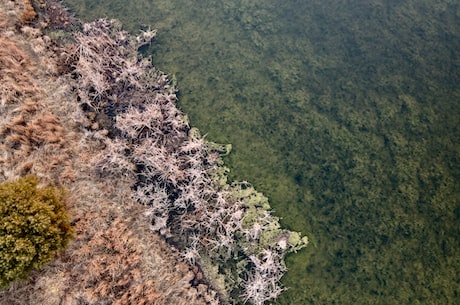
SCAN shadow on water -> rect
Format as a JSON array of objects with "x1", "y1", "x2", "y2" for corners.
[{"x1": 64, "y1": 0, "x2": 460, "y2": 304}]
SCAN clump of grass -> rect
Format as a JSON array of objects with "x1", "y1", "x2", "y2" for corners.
[
  {"x1": 0, "y1": 176, "x2": 72, "y2": 288},
  {"x1": 19, "y1": 0, "x2": 36, "y2": 25},
  {"x1": 0, "y1": 34, "x2": 38, "y2": 106}
]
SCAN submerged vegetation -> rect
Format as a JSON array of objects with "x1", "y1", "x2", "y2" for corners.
[{"x1": 63, "y1": 0, "x2": 460, "y2": 304}]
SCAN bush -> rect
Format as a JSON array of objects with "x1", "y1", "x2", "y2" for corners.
[{"x1": 0, "y1": 176, "x2": 73, "y2": 288}]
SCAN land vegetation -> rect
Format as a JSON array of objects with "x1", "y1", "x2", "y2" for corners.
[{"x1": 1, "y1": 1, "x2": 220, "y2": 304}]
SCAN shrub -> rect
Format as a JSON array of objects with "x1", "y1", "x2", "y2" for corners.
[{"x1": 0, "y1": 176, "x2": 73, "y2": 288}]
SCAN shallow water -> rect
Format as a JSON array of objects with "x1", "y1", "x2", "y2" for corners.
[{"x1": 64, "y1": 0, "x2": 460, "y2": 304}]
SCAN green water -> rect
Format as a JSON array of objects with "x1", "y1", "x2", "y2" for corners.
[{"x1": 63, "y1": 0, "x2": 460, "y2": 304}]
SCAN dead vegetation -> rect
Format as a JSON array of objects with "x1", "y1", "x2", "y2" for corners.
[
  {"x1": 0, "y1": 0, "x2": 74, "y2": 184},
  {"x1": 73, "y1": 17, "x2": 307, "y2": 305},
  {"x1": 0, "y1": 32, "x2": 38, "y2": 106}
]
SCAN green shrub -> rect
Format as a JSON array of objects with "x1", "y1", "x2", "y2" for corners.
[{"x1": 0, "y1": 176, "x2": 73, "y2": 288}]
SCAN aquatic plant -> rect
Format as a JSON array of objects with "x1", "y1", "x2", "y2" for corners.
[{"x1": 61, "y1": 0, "x2": 460, "y2": 304}]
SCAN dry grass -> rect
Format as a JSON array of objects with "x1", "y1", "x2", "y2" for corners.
[
  {"x1": 0, "y1": 0, "x2": 69, "y2": 209},
  {"x1": 0, "y1": 1, "x2": 73, "y2": 184},
  {"x1": 0, "y1": 35, "x2": 38, "y2": 106},
  {"x1": 0, "y1": 2, "x2": 219, "y2": 305},
  {"x1": 20, "y1": 0, "x2": 37, "y2": 25}
]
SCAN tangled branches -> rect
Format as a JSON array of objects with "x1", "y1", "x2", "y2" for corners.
[{"x1": 74, "y1": 19, "x2": 308, "y2": 305}]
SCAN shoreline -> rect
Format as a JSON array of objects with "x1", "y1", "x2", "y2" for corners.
[{"x1": 1, "y1": 1, "x2": 220, "y2": 304}]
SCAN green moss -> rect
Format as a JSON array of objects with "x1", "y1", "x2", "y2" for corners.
[{"x1": 0, "y1": 176, "x2": 73, "y2": 288}]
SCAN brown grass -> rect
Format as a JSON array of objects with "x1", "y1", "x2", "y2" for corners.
[
  {"x1": 20, "y1": 0, "x2": 37, "y2": 25},
  {"x1": 0, "y1": 47, "x2": 75, "y2": 184},
  {"x1": 0, "y1": 10, "x2": 7, "y2": 30},
  {"x1": 0, "y1": 1, "x2": 77, "y2": 184},
  {"x1": 0, "y1": 35, "x2": 38, "y2": 106}
]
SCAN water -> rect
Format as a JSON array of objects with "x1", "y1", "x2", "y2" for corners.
[{"x1": 63, "y1": 0, "x2": 460, "y2": 304}]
